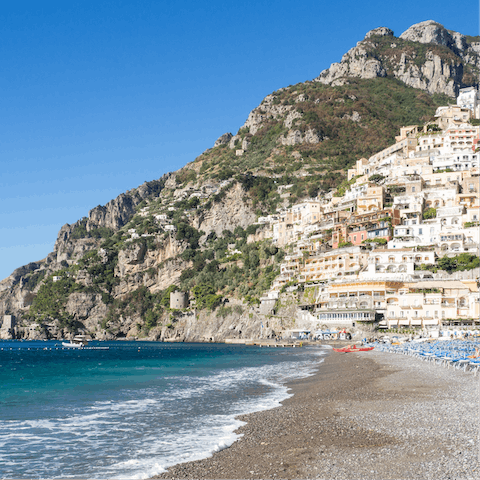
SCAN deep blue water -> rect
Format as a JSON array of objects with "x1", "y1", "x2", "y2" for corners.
[{"x1": 0, "y1": 340, "x2": 327, "y2": 479}]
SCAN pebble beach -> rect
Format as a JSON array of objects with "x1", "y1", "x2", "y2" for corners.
[{"x1": 152, "y1": 346, "x2": 479, "y2": 480}]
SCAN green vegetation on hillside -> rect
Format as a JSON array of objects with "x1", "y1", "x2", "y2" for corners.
[
  {"x1": 27, "y1": 271, "x2": 85, "y2": 330},
  {"x1": 190, "y1": 78, "x2": 451, "y2": 206},
  {"x1": 101, "y1": 286, "x2": 166, "y2": 334}
]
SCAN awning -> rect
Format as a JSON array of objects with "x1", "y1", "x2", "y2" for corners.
[
  {"x1": 398, "y1": 319, "x2": 410, "y2": 326},
  {"x1": 423, "y1": 319, "x2": 439, "y2": 326},
  {"x1": 410, "y1": 319, "x2": 422, "y2": 326}
]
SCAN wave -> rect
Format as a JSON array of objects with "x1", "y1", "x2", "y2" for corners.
[{"x1": 0, "y1": 345, "x2": 328, "y2": 479}]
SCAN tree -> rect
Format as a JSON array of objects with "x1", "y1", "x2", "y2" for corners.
[{"x1": 423, "y1": 208, "x2": 436, "y2": 219}]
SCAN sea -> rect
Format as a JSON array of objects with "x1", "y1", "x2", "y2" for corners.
[{"x1": 0, "y1": 340, "x2": 328, "y2": 479}]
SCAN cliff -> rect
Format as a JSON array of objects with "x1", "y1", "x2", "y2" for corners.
[{"x1": 316, "y1": 21, "x2": 479, "y2": 96}]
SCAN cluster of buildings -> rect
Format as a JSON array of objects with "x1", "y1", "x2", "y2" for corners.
[{"x1": 260, "y1": 88, "x2": 480, "y2": 331}]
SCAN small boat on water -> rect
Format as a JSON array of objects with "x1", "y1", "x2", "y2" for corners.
[
  {"x1": 333, "y1": 345, "x2": 374, "y2": 353},
  {"x1": 61, "y1": 335, "x2": 109, "y2": 350},
  {"x1": 62, "y1": 335, "x2": 89, "y2": 348}
]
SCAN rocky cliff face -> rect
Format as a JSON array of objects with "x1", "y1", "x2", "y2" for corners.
[
  {"x1": 194, "y1": 182, "x2": 257, "y2": 235},
  {"x1": 54, "y1": 177, "x2": 168, "y2": 262},
  {"x1": 0, "y1": 177, "x2": 168, "y2": 332},
  {"x1": 316, "y1": 21, "x2": 479, "y2": 96}
]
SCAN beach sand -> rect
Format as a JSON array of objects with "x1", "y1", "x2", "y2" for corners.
[{"x1": 152, "y1": 347, "x2": 479, "y2": 479}]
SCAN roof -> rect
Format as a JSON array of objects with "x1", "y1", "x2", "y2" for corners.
[{"x1": 409, "y1": 280, "x2": 469, "y2": 289}]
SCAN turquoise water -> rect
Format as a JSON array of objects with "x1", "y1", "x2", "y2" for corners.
[{"x1": 0, "y1": 340, "x2": 327, "y2": 479}]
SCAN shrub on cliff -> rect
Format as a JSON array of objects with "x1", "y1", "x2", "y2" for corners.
[{"x1": 191, "y1": 284, "x2": 223, "y2": 310}]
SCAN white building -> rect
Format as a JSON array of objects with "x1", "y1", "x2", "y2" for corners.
[
  {"x1": 362, "y1": 249, "x2": 435, "y2": 280},
  {"x1": 457, "y1": 86, "x2": 480, "y2": 118}
]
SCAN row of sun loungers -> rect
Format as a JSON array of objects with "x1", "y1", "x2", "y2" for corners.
[{"x1": 370, "y1": 340, "x2": 480, "y2": 375}]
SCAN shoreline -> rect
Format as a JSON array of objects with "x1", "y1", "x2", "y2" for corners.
[{"x1": 152, "y1": 348, "x2": 479, "y2": 480}]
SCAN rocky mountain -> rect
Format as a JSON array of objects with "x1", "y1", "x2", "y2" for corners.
[
  {"x1": 1, "y1": 20, "x2": 478, "y2": 341},
  {"x1": 316, "y1": 20, "x2": 479, "y2": 96}
]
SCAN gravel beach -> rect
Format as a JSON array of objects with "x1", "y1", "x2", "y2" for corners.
[{"x1": 152, "y1": 346, "x2": 479, "y2": 480}]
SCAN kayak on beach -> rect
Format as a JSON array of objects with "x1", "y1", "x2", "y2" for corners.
[{"x1": 333, "y1": 345, "x2": 374, "y2": 353}]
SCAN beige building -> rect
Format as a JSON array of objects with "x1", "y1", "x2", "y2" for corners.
[
  {"x1": 298, "y1": 246, "x2": 368, "y2": 283},
  {"x1": 434, "y1": 105, "x2": 471, "y2": 130},
  {"x1": 291, "y1": 200, "x2": 323, "y2": 226},
  {"x1": 347, "y1": 158, "x2": 369, "y2": 180},
  {"x1": 357, "y1": 186, "x2": 384, "y2": 213},
  {"x1": 385, "y1": 280, "x2": 479, "y2": 328},
  {"x1": 314, "y1": 280, "x2": 404, "y2": 327}
]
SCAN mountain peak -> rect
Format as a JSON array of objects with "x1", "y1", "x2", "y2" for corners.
[
  {"x1": 399, "y1": 20, "x2": 462, "y2": 49},
  {"x1": 364, "y1": 27, "x2": 393, "y2": 40},
  {"x1": 316, "y1": 20, "x2": 477, "y2": 97}
]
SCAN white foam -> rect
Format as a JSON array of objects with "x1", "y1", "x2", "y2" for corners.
[{"x1": 0, "y1": 346, "x2": 329, "y2": 479}]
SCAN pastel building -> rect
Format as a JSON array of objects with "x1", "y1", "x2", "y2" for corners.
[
  {"x1": 434, "y1": 105, "x2": 471, "y2": 130},
  {"x1": 357, "y1": 186, "x2": 384, "y2": 214},
  {"x1": 297, "y1": 246, "x2": 369, "y2": 283},
  {"x1": 384, "y1": 280, "x2": 478, "y2": 328},
  {"x1": 314, "y1": 280, "x2": 404, "y2": 327},
  {"x1": 363, "y1": 249, "x2": 435, "y2": 279}
]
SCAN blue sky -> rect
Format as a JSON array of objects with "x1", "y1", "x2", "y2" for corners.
[{"x1": 0, "y1": 0, "x2": 478, "y2": 281}]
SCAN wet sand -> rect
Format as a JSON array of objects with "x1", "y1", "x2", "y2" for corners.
[{"x1": 152, "y1": 348, "x2": 479, "y2": 479}]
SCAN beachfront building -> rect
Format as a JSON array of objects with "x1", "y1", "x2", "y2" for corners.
[
  {"x1": 384, "y1": 280, "x2": 479, "y2": 329},
  {"x1": 313, "y1": 280, "x2": 404, "y2": 327}
]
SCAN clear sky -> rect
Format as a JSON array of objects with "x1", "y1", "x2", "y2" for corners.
[{"x1": 0, "y1": 0, "x2": 478, "y2": 281}]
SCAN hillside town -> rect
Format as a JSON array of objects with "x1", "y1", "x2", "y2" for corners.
[{"x1": 258, "y1": 87, "x2": 480, "y2": 332}]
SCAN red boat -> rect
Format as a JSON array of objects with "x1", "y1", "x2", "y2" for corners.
[{"x1": 333, "y1": 345, "x2": 374, "y2": 353}]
